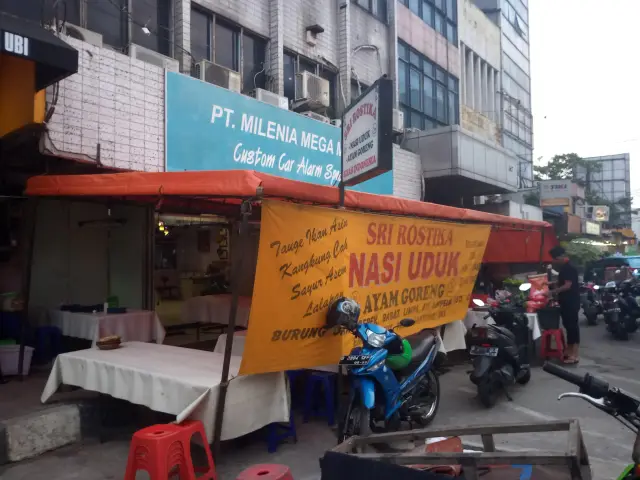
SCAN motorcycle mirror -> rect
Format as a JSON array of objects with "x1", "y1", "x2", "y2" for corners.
[
  {"x1": 399, "y1": 318, "x2": 415, "y2": 328},
  {"x1": 519, "y1": 283, "x2": 532, "y2": 292},
  {"x1": 472, "y1": 298, "x2": 485, "y2": 307}
]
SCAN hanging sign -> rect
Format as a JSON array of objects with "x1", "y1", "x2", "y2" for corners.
[
  {"x1": 240, "y1": 200, "x2": 491, "y2": 375},
  {"x1": 341, "y1": 76, "x2": 394, "y2": 186}
]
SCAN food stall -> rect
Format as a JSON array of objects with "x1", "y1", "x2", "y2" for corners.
[{"x1": 23, "y1": 169, "x2": 558, "y2": 454}]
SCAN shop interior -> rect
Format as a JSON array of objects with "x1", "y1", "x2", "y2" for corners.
[{"x1": 154, "y1": 214, "x2": 260, "y2": 348}]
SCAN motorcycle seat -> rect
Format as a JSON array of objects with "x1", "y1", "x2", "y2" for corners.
[{"x1": 405, "y1": 330, "x2": 437, "y2": 363}]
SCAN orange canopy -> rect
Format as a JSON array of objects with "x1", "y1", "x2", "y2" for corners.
[{"x1": 25, "y1": 169, "x2": 558, "y2": 263}]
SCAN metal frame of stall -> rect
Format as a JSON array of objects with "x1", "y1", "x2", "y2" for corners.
[{"x1": 19, "y1": 171, "x2": 557, "y2": 461}]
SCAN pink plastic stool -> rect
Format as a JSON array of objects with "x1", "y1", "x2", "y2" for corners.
[{"x1": 236, "y1": 464, "x2": 294, "y2": 480}]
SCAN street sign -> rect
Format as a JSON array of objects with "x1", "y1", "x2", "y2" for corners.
[{"x1": 340, "y1": 76, "x2": 393, "y2": 187}]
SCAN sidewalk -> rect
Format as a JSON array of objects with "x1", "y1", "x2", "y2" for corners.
[{"x1": 0, "y1": 418, "x2": 334, "y2": 480}]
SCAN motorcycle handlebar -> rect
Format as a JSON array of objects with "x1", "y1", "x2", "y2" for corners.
[{"x1": 543, "y1": 362, "x2": 610, "y2": 399}]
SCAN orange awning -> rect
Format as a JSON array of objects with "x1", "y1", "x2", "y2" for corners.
[{"x1": 25, "y1": 170, "x2": 558, "y2": 263}]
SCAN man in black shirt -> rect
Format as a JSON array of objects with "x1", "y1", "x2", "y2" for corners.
[{"x1": 547, "y1": 246, "x2": 581, "y2": 364}]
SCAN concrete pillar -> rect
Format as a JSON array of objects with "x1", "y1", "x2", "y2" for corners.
[
  {"x1": 173, "y1": 0, "x2": 191, "y2": 73},
  {"x1": 494, "y1": 70, "x2": 501, "y2": 124},
  {"x1": 338, "y1": 0, "x2": 352, "y2": 113},
  {"x1": 269, "y1": 0, "x2": 284, "y2": 95},
  {"x1": 460, "y1": 44, "x2": 466, "y2": 106},
  {"x1": 466, "y1": 50, "x2": 474, "y2": 110},
  {"x1": 481, "y1": 61, "x2": 488, "y2": 116},
  {"x1": 388, "y1": 0, "x2": 399, "y2": 110},
  {"x1": 474, "y1": 54, "x2": 481, "y2": 112},
  {"x1": 488, "y1": 66, "x2": 495, "y2": 121}
]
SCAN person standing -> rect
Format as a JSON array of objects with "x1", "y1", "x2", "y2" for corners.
[{"x1": 546, "y1": 246, "x2": 581, "y2": 364}]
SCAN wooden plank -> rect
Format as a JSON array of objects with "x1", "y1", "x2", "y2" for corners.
[
  {"x1": 333, "y1": 420, "x2": 572, "y2": 449},
  {"x1": 349, "y1": 451, "x2": 571, "y2": 466},
  {"x1": 481, "y1": 434, "x2": 496, "y2": 452}
]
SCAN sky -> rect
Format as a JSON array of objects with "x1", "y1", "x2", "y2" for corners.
[{"x1": 529, "y1": 0, "x2": 640, "y2": 205}]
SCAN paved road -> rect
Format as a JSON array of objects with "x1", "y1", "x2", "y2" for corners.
[{"x1": 2, "y1": 316, "x2": 639, "y2": 479}]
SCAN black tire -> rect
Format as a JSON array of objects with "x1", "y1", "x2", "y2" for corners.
[
  {"x1": 411, "y1": 370, "x2": 441, "y2": 427},
  {"x1": 586, "y1": 313, "x2": 598, "y2": 326},
  {"x1": 516, "y1": 368, "x2": 531, "y2": 385},
  {"x1": 478, "y1": 379, "x2": 498, "y2": 408},
  {"x1": 615, "y1": 325, "x2": 629, "y2": 341}
]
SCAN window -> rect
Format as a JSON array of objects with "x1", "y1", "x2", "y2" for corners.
[
  {"x1": 283, "y1": 52, "x2": 296, "y2": 101},
  {"x1": 242, "y1": 33, "x2": 267, "y2": 92},
  {"x1": 190, "y1": 9, "x2": 267, "y2": 91},
  {"x1": 87, "y1": 0, "x2": 128, "y2": 51},
  {"x1": 400, "y1": 0, "x2": 457, "y2": 45},
  {"x1": 398, "y1": 40, "x2": 459, "y2": 130},
  {"x1": 353, "y1": 0, "x2": 388, "y2": 22},
  {"x1": 283, "y1": 51, "x2": 338, "y2": 110},
  {"x1": 191, "y1": 9, "x2": 212, "y2": 61},
  {"x1": 132, "y1": 0, "x2": 171, "y2": 55},
  {"x1": 215, "y1": 21, "x2": 239, "y2": 71},
  {"x1": 65, "y1": 0, "x2": 169, "y2": 53}
]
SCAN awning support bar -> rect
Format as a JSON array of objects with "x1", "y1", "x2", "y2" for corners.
[{"x1": 212, "y1": 199, "x2": 252, "y2": 459}]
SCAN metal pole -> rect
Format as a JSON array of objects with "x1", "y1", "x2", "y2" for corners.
[
  {"x1": 18, "y1": 199, "x2": 39, "y2": 381},
  {"x1": 212, "y1": 200, "x2": 251, "y2": 460}
]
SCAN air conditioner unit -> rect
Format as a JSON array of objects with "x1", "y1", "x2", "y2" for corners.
[
  {"x1": 295, "y1": 71, "x2": 330, "y2": 107},
  {"x1": 195, "y1": 60, "x2": 241, "y2": 93},
  {"x1": 249, "y1": 88, "x2": 288, "y2": 110},
  {"x1": 63, "y1": 24, "x2": 103, "y2": 48},
  {"x1": 301, "y1": 111, "x2": 330, "y2": 124},
  {"x1": 331, "y1": 119, "x2": 342, "y2": 128},
  {"x1": 129, "y1": 44, "x2": 179, "y2": 72},
  {"x1": 392, "y1": 109, "x2": 404, "y2": 134}
]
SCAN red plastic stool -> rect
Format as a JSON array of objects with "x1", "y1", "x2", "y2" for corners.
[
  {"x1": 236, "y1": 464, "x2": 294, "y2": 480},
  {"x1": 540, "y1": 328, "x2": 566, "y2": 361},
  {"x1": 124, "y1": 420, "x2": 217, "y2": 480}
]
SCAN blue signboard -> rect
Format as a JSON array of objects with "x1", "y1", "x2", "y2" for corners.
[{"x1": 165, "y1": 72, "x2": 392, "y2": 195}]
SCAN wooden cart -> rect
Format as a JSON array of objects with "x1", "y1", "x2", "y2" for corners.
[{"x1": 331, "y1": 420, "x2": 591, "y2": 480}]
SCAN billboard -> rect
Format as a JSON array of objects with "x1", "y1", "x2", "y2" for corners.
[{"x1": 165, "y1": 72, "x2": 393, "y2": 195}]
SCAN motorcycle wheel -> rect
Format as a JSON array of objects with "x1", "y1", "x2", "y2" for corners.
[
  {"x1": 615, "y1": 325, "x2": 629, "y2": 341},
  {"x1": 586, "y1": 313, "x2": 598, "y2": 326},
  {"x1": 516, "y1": 369, "x2": 531, "y2": 385},
  {"x1": 478, "y1": 379, "x2": 498, "y2": 408},
  {"x1": 411, "y1": 370, "x2": 440, "y2": 427}
]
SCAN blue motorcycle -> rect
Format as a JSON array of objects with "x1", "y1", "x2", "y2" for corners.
[{"x1": 327, "y1": 298, "x2": 444, "y2": 443}]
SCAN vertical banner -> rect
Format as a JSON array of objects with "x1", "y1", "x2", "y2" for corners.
[{"x1": 240, "y1": 201, "x2": 491, "y2": 375}]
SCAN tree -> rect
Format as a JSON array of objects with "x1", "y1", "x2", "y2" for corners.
[
  {"x1": 561, "y1": 240, "x2": 602, "y2": 269},
  {"x1": 533, "y1": 153, "x2": 598, "y2": 183}
]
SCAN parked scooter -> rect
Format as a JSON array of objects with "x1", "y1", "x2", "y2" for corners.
[
  {"x1": 580, "y1": 281, "x2": 602, "y2": 326},
  {"x1": 466, "y1": 283, "x2": 532, "y2": 407},
  {"x1": 328, "y1": 298, "x2": 444, "y2": 443},
  {"x1": 544, "y1": 362, "x2": 640, "y2": 479},
  {"x1": 602, "y1": 273, "x2": 639, "y2": 341},
  {"x1": 618, "y1": 279, "x2": 640, "y2": 334}
]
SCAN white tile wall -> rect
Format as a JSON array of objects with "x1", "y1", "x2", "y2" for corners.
[
  {"x1": 393, "y1": 144, "x2": 422, "y2": 200},
  {"x1": 45, "y1": 36, "x2": 165, "y2": 172}
]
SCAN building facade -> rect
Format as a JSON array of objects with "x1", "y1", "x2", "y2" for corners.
[
  {"x1": 2, "y1": 0, "x2": 536, "y2": 210},
  {"x1": 575, "y1": 153, "x2": 632, "y2": 228},
  {"x1": 470, "y1": 0, "x2": 533, "y2": 188}
]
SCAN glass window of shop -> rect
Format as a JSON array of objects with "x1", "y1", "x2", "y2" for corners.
[
  {"x1": 398, "y1": 40, "x2": 459, "y2": 130},
  {"x1": 399, "y1": 0, "x2": 457, "y2": 45}
]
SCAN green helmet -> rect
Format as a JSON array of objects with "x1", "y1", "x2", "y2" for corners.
[{"x1": 385, "y1": 338, "x2": 412, "y2": 370}]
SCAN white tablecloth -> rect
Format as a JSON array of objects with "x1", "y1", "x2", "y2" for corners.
[
  {"x1": 41, "y1": 342, "x2": 289, "y2": 442},
  {"x1": 50, "y1": 309, "x2": 166, "y2": 346},
  {"x1": 463, "y1": 309, "x2": 541, "y2": 340},
  {"x1": 181, "y1": 295, "x2": 251, "y2": 328},
  {"x1": 214, "y1": 320, "x2": 468, "y2": 373}
]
